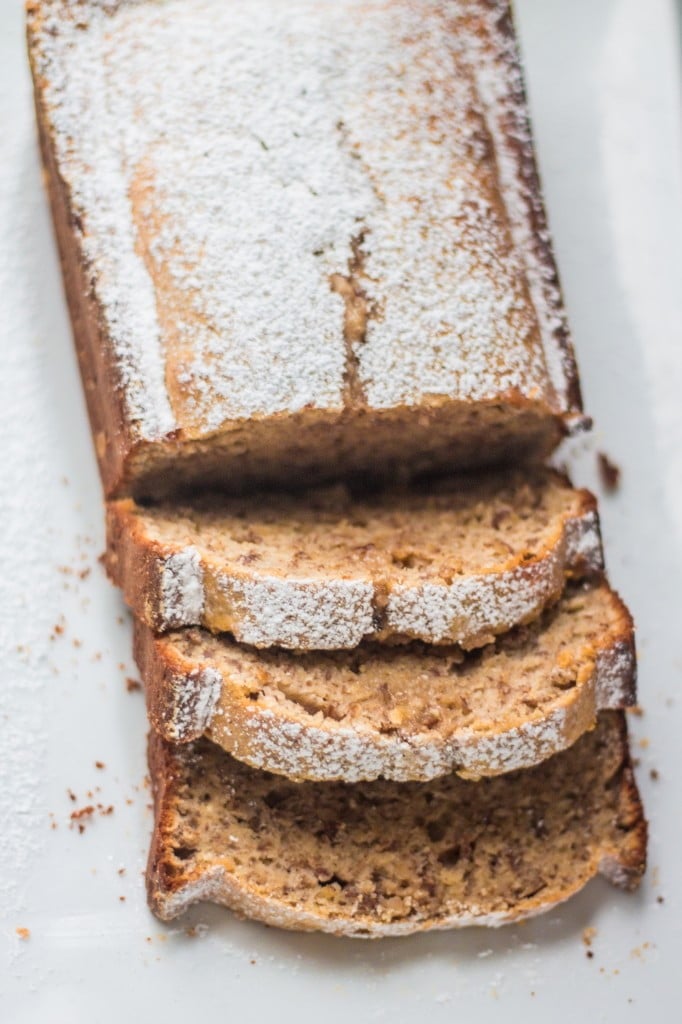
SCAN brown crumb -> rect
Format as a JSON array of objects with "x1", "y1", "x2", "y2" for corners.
[
  {"x1": 626, "y1": 705, "x2": 644, "y2": 718},
  {"x1": 185, "y1": 925, "x2": 198, "y2": 938},
  {"x1": 126, "y1": 677, "x2": 142, "y2": 693},
  {"x1": 657, "y1": 895, "x2": 665, "y2": 904},
  {"x1": 50, "y1": 620, "x2": 66, "y2": 641},
  {"x1": 15, "y1": 927, "x2": 30, "y2": 940},
  {"x1": 70, "y1": 805, "x2": 95, "y2": 824},
  {"x1": 118, "y1": 867, "x2": 126, "y2": 876},
  {"x1": 582, "y1": 926, "x2": 597, "y2": 948},
  {"x1": 586, "y1": 950, "x2": 594, "y2": 960},
  {"x1": 119, "y1": 896, "x2": 126, "y2": 902},
  {"x1": 250, "y1": 958, "x2": 257, "y2": 965},
  {"x1": 650, "y1": 768, "x2": 659, "y2": 781},
  {"x1": 95, "y1": 761, "x2": 106, "y2": 770},
  {"x1": 67, "y1": 789, "x2": 77, "y2": 802},
  {"x1": 638, "y1": 738, "x2": 650, "y2": 750},
  {"x1": 597, "y1": 452, "x2": 621, "y2": 492},
  {"x1": 79, "y1": 567, "x2": 91, "y2": 580}
]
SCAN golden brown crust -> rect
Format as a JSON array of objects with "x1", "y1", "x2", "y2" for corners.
[
  {"x1": 145, "y1": 713, "x2": 646, "y2": 935},
  {"x1": 27, "y1": 5, "x2": 139, "y2": 496},
  {"x1": 136, "y1": 625, "x2": 209, "y2": 745},
  {"x1": 104, "y1": 500, "x2": 167, "y2": 630}
]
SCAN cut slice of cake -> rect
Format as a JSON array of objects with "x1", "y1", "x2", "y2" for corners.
[
  {"x1": 136, "y1": 582, "x2": 634, "y2": 782},
  {"x1": 147, "y1": 711, "x2": 646, "y2": 935},
  {"x1": 28, "y1": 0, "x2": 586, "y2": 500},
  {"x1": 107, "y1": 469, "x2": 602, "y2": 651}
]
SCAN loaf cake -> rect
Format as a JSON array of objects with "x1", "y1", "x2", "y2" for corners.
[
  {"x1": 136, "y1": 583, "x2": 635, "y2": 782},
  {"x1": 147, "y1": 711, "x2": 646, "y2": 935},
  {"x1": 28, "y1": 0, "x2": 646, "y2": 940},
  {"x1": 28, "y1": 0, "x2": 587, "y2": 500},
  {"x1": 106, "y1": 469, "x2": 602, "y2": 650}
]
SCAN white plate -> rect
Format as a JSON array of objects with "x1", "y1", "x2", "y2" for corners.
[{"x1": 1, "y1": 0, "x2": 681, "y2": 1019}]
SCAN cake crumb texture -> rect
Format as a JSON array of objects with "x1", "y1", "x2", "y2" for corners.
[{"x1": 147, "y1": 711, "x2": 646, "y2": 936}]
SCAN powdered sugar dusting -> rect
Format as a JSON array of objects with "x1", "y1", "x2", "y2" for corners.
[
  {"x1": 470, "y1": 4, "x2": 583, "y2": 422},
  {"x1": 32, "y1": 4, "x2": 176, "y2": 440},
  {"x1": 564, "y1": 509, "x2": 604, "y2": 571},
  {"x1": 159, "y1": 870, "x2": 571, "y2": 933},
  {"x1": 342, "y1": 4, "x2": 551, "y2": 408},
  {"x1": 216, "y1": 575, "x2": 375, "y2": 650},
  {"x1": 223, "y1": 702, "x2": 564, "y2": 782},
  {"x1": 206, "y1": 667, "x2": 625, "y2": 782},
  {"x1": 385, "y1": 550, "x2": 563, "y2": 647},
  {"x1": 158, "y1": 866, "x2": 226, "y2": 920},
  {"x1": 161, "y1": 548, "x2": 205, "y2": 628},
  {"x1": 595, "y1": 640, "x2": 636, "y2": 708},
  {"x1": 31, "y1": 0, "x2": 580, "y2": 441},
  {"x1": 168, "y1": 667, "x2": 222, "y2": 741}
]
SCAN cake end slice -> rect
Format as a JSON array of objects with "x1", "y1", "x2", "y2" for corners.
[{"x1": 147, "y1": 712, "x2": 646, "y2": 937}]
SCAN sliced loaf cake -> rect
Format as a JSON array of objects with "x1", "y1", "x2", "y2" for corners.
[
  {"x1": 107, "y1": 469, "x2": 602, "y2": 650},
  {"x1": 147, "y1": 711, "x2": 646, "y2": 935},
  {"x1": 136, "y1": 582, "x2": 634, "y2": 782}
]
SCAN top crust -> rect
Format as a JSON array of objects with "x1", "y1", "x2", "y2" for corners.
[{"x1": 28, "y1": 0, "x2": 586, "y2": 498}]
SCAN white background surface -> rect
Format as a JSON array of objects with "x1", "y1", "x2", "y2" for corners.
[{"x1": 1, "y1": 0, "x2": 681, "y2": 1020}]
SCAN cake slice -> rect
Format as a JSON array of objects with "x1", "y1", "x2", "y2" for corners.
[
  {"x1": 106, "y1": 469, "x2": 602, "y2": 651},
  {"x1": 136, "y1": 582, "x2": 634, "y2": 782},
  {"x1": 28, "y1": 0, "x2": 586, "y2": 500},
  {"x1": 147, "y1": 711, "x2": 646, "y2": 935}
]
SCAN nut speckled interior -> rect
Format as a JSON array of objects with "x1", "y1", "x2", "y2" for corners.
[{"x1": 147, "y1": 712, "x2": 646, "y2": 936}]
